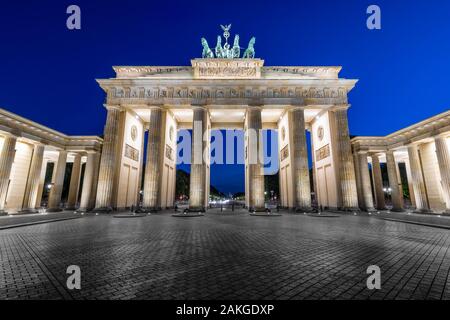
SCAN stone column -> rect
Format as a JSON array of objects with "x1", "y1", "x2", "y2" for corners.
[
  {"x1": 358, "y1": 152, "x2": 375, "y2": 211},
  {"x1": 371, "y1": 154, "x2": 386, "y2": 210},
  {"x1": 21, "y1": 144, "x2": 45, "y2": 213},
  {"x1": 434, "y1": 135, "x2": 450, "y2": 213},
  {"x1": 35, "y1": 159, "x2": 48, "y2": 208},
  {"x1": 407, "y1": 144, "x2": 430, "y2": 212},
  {"x1": 143, "y1": 107, "x2": 164, "y2": 211},
  {"x1": 79, "y1": 152, "x2": 100, "y2": 211},
  {"x1": 290, "y1": 107, "x2": 312, "y2": 211},
  {"x1": 404, "y1": 158, "x2": 416, "y2": 209},
  {"x1": 0, "y1": 135, "x2": 17, "y2": 215},
  {"x1": 66, "y1": 153, "x2": 82, "y2": 210},
  {"x1": 386, "y1": 150, "x2": 403, "y2": 211},
  {"x1": 333, "y1": 107, "x2": 359, "y2": 210},
  {"x1": 246, "y1": 107, "x2": 265, "y2": 211},
  {"x1": 189, "y1": 106, "x2": 208, "y2": 211},
  {"x1": 310, "y1": 129, "x2": 318, "y2": 204},
  {"x1": 353, "y1": 152, "x2": 364, "y2": 209},
  {"x1": 395, "y1": 159, "x2": 405, "y2": 208},
  {"x1": 95, "y1": 106, "x2": 121, "y2": 212},
  {"x1": 47, "y1": 150, "x2": 68, "y2": 212}
]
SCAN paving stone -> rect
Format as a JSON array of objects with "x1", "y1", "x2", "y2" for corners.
[{"x1": 0, "y1": 213, "x2": 449, "y2": 299}]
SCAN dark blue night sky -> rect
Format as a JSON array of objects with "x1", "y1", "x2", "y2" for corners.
[{"x1": 1, "y1": 0, "x2": 449, "y2": 193}]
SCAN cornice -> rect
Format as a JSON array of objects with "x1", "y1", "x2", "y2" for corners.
[
  {"x1": 350, "y1": 110, "x2": 450, "y2": 149},
  {"x1": 0, "y1": 108, "x2": 103, "y2": 150}
]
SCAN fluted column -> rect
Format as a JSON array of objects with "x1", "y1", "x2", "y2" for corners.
[
  {"x1": 189, "y1": 106, "x2": 208, "y2": 211},
  {"x1": 247, "y1": 107, "x2": 265, "y2": 211},
  {"x1": 371, "y1": 154, "x2": 386, "y2": 210},
  {"x1": 79, "y1": 152, "x2": 100, "y2": 211},
  {"x1": 358, "y1": 152, "x2": 375, "y2": 211},
  {"x1": 385, "y1": 150, "x2": 403, "y2": 211},
  {"x1": 407, "y1": 144, "x2": 430, "y2": 212},
  {"x1": 21, "y1": 144, "x2": 45, "y2": 212},
  {"x1": 35, "y1": 159, "x2": 48, "y2": 208},
  {"x1": 47, "y1": 150, "x2": 68, "y2": 212},
  {"x1": 353, "y1": 152, "x2": 364, "y2": 208},
  {"x1": 143, "y1": 107, "x2": 164, "y2": 210},
  {"x1": 66, "y1": 154, "x2": 82, "y2": 210},
  {"x1": 333, "y1": 107, "x2": 359, "y2": 210},
  {"x1": 434, "y1": 135, "x2": 450, "y2": 212},
  {"x1": 291, "y1": 107, "x2": 311, "y2": 211},
  {"x1": 395, "y1": 158, "x2": 405, "y2": 208},
  {"x1": 404, "y1": 158, "x2": 416, "y2": 209},
  {"x1": 95, "y1": 106, "x2": 121, "y2": 212},
  {"x1": 0, "y1": 135, "x2": 17, "y2": 214}
]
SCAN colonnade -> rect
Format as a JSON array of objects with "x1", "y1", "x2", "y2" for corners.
[
  {"x1": 0, "y1": 131, "x2": 101, "y2": 214},
  {"x1": 354, "y1": 134, "x2": 450, "y2": 213}
]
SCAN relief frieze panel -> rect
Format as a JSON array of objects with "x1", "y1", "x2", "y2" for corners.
[{"x1": 107, "y1": 85, "x2": 349, "y2": 104}]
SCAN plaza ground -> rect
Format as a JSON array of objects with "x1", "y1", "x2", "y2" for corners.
[{"x1": 1, "y1": 210, "x2": 450, "y2": 300}]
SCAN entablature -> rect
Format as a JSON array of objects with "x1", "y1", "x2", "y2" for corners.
[
  {"x1": 351, "y1": 110, "x2": 450, "y2": 151},
  {"x1": 0, "y1": 108, "x2": 103, "y2": 152},
  {"x1": 98, "y1": 78, "x2": 356, "y2": 107}
]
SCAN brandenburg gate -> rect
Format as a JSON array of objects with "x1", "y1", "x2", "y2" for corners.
[{"x1": 93, "y1": 27, "x2": 359, "y2": 213}]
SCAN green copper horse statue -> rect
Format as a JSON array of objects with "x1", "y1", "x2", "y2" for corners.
[
  {"x1": 201, "y1": 38, "x2": 214, "y2": 58},
  {"x1": 243, "y1": 37, "x2": 256, "y2": 59}
]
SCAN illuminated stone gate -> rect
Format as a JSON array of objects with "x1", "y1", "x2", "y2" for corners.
[{"x1": 94, "y1": 56, "x2": 359, "y2": 212}]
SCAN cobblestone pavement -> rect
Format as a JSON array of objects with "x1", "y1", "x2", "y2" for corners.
[
  {"x1": 0, "y1": 211, "x2": 82, "y2": 229},
  {"x1": 1, "y1": 211, "x2": 450, "y2": 300}
]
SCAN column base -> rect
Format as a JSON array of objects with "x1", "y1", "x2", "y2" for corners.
[
  {"x1": 362, "y1": 207, "x2": 377, "y2": 213},
  {"x1": 173, "y1": 208, "x2": 205, "y2": 217},
  {"x1": 248, "y1": 207, "x2": 269, "y2": 213},
  {"x1": 338, "y1": 207, "x2": 361, "y2": 212},
  {"x1": 187, "y1": 207, "x2": 206, "y2": 213},
  {"x1": 92, "y1": 207, "x2": 114, "y2": 213},
  {"x1": 295, "y1": 207, "x2": 315, "y2": 213},
  {"x1": 250, "y1": 208, "x2": 282, "y2": 216},
  {"x1": 18, "y1": 208, "x2": 39, "y2": 214},
  {"x1": 412, "y1": 208, "x2": 433, "y2": 214},
  {"x1": 0, "y1": 210, "x2": 8, "y2": 216},
  {"x1": 390, "y1": 208, "x2": 406, "y2": 212},
  {"x1": 75, "y1": 208, "x2": 92, "y2": 213},
  {"x1": 46, "y1": 208, "x2": 63, "y2": 213},
  {"x1": 139, "y1": 207, "x2": 162, "y2": 214}
]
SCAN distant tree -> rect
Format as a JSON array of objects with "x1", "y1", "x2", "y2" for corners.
[
  {"x1": 232, "y1": 192, "x2": 245, "y2": 200},
  {"x1": 210, "y1": 185, "x2": 225, "y2": 199},
  {"x1": 175, "y1": 169, "x2": 190, "y2": 199},
  {"x1": 175, "y1": 169, "x2": 224, "y2": 200},
  {"x1": 264, "y1": 172, "x2": 279, "y2": 200}
]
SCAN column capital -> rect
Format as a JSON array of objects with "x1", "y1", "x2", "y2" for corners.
[
  {"x1": 386, "y1": 149, "x2": 396, "y2": 155},
  {"x1": 330, "y1": 104, "x2": 350, "y2": 112},
  {"x1": 148, "y1": 104, "x2": 164, "y2": 110},
  {"x1": 103, "y1": 104, "x2": 122, "y2": 111},
  {"x1": 191, "y1": 105, "x2": 207, "y2": 110},
  {"x1": 32, "y1": 141, "x2": 47, "y2": 147},
  {"x1": 84, "y1": 150, "x2": 100, "y2": 155},
  {"x1": 288, "y1": 105, "x2": 306, "y2": 112},
  {"x1": 1, "y1": 130, "x2": 20, "y2": 139},
  {"x1": 70, "y1": 152, "x2": 82, "y2": 158},
  {"x1": 434, "y1": 132, "x2": 450, "y2": 140},
  {"x1": 247, "y1": 99, "x2": 264, "y2": 107},
  {"x1": 406, "y1": 142, "x2": 421, "y2": 149},
  {"x1": 369, "y1": 152, "x2": 382, "y2": 158}
]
